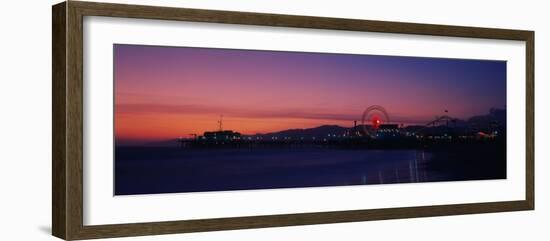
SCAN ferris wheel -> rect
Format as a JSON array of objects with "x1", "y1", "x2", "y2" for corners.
[{"x1": 361, "y1": 105, "x2": 390, "y2": 136}]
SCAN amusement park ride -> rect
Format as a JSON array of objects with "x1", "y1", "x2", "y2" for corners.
[
  {"x1": 361, "y1": 105, "x2": 392, "y2": 136},
  {"x1": 177, "y1": 105, "x2": 501, "y2": 148}
]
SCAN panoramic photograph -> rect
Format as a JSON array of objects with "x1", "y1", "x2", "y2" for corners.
[{"x1": 113, "y1": 44, "x2": 507, "y2": 195}]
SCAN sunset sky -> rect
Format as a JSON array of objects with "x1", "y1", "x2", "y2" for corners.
[{"x1": 114, "y1": 44, "x2": 506, "y2": 143}]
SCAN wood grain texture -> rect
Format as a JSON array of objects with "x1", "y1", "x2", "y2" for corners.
[
  {"x1": 51, "y1": 1, "x2": 535, "y2": 240},
  {"x1": 66, "y1": 2, "x2": 85, "y2": 240},
  {"x1": 525, "y1": 32, "x2": 535, "y2": 209},
  {"x1": 71, "y1": 1, "x2": 533, "y2": 40},
  {"x1": 73, "y1": 201, "x2": 530, "y2": 240},
  {"x1": 52, "y1": 2, "x2": 67, "y2": 240}
]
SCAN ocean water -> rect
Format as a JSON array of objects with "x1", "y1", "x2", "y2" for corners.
[{"x1": 114, "y1": 146, "x2": 506, "y2": 195}]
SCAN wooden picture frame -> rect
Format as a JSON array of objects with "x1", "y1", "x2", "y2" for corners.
[{"x1": 52, "y1": 1, "x2": 534, "y2": 240}]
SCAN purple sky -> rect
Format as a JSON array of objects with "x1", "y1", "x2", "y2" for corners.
[{"x1": 114, "y1": 44, "x2": 506, "y2": 141}]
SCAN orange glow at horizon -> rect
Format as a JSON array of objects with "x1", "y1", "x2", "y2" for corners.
[
  {"x1": 114, "y1": 44, "x2": 506, "y2": 143},
  {"x1": 115, "y1": 112, "x2": 353, "y2": 141}
]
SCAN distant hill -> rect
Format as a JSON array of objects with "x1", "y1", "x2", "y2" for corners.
[
  {"x1": 246, "y1": 125, "x2": 350, "y2": 139},
  {"x1": 117, "y1": 125, "x2": 353, "y2": 147}
]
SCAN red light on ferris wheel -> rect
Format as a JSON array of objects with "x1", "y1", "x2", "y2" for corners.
[
  {"x1": 361, "y1": 105, "x2": 390, "y2": 135},
  {"x1": 372, "y1": 116, "x2": 382, "y2": 129}
]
